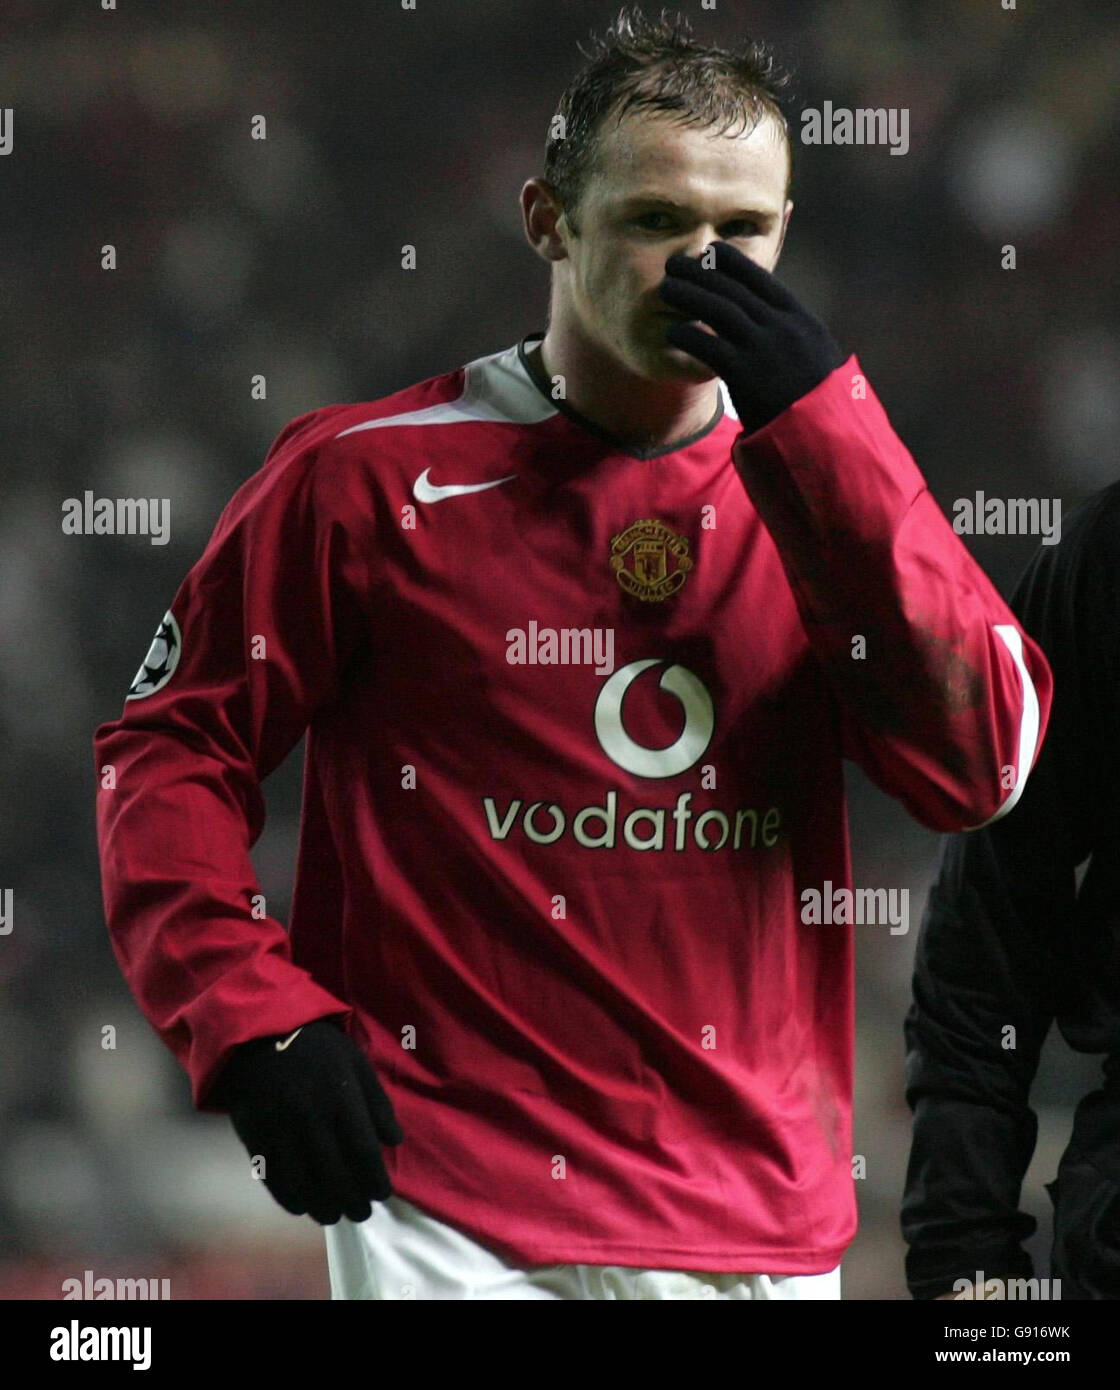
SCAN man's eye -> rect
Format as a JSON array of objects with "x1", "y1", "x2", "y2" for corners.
[
  {"x1": 722, "y1": 222, "x2": 760, "y2": 238},
  {"x1": 634, "y1": 213, "x2": 675, "y2": 231}
]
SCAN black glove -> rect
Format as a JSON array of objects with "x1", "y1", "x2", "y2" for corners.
[
  {"x1": 658, "y1": 240, "x2": 844, "y2": 435},
  {"x1": 207, "y1": 1017, "x2": 404, "y2": 1225}
]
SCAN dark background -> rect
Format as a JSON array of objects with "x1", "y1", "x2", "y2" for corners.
[{"x1": 1, "y1": 0, "x2": 1117, "y2": 1298}]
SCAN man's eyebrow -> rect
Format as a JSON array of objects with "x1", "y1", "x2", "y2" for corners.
[
  {"x1": 619, "y1": 194, "x2": 687, "y2": 209},
  {"x1": 618, "y1": 194, "x2": 778, "y2": 220}
]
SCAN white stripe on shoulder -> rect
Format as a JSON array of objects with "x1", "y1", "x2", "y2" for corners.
[
  {"x1": 719, "y1": 379, "x2": 739, "y2": 421},
  {"x1": 964, "y1": 623, "x2": 1042, "y2": 830},
  {"x1": 334, "y1": 343, "x2": 557, "y2": 439}
]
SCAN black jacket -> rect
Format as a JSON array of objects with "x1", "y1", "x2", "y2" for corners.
[{"x1": 902, "y1": 481, "x2": 1120, "y2": 1299}]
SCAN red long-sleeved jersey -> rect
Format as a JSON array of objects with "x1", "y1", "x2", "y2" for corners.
[{"x1": 95, "y1": 336, "x2": 1051, "y2": 1273}]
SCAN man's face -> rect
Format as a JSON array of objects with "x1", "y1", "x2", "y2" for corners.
[{"x1": 555, "y1": 110, "x2": 792, "y2": 382}]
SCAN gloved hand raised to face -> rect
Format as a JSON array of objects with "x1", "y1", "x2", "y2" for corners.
[
  {"x1": 207, "y1": 1017, "x2": 404, "y2": 1226},
  {"x1": 658, "y1": 240, "x2": 845, "y2": 437}
]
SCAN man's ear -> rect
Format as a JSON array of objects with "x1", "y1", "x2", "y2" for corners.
[{"x1": 521, "y1": 178, "x2": 570, "y2": 263}]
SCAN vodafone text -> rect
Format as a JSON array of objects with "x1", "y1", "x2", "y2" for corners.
[{"x1": 483, "y1": 790, "x2": 781, "y2": 852}]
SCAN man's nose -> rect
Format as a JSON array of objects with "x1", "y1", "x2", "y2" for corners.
[{"x1": 676, "y1": 231, "x2": 719, "y2": 261}]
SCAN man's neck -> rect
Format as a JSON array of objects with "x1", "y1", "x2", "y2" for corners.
[{"x1": 535, "y1": 330, "x2": 720, "y2": 453}]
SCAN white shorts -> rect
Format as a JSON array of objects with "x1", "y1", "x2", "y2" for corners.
[{"x1": 325, "y1": 1195, "x2": 842, "y2": 1300}]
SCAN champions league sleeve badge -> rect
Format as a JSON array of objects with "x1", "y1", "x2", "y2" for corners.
[{"x1": 126, "y1": 610, "x2": 182, "y2": 700}]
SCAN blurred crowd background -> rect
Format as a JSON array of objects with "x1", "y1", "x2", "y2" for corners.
[{"x1": 1, "y1": 0, "x2": 1118, "y2": 1299}]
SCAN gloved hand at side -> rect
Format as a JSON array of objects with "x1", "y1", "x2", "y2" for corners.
[{"x1": 207, "y1": 1016, "x2": 404, "y2": 1226}]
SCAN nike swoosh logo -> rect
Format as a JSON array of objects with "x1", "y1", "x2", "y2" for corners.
[
  {"x1": 274, "y1": 1027, "x2": 304, "y2": 1052},
  {"x1": 413, "y1": 468, "x2": 517, "y2": 503}
]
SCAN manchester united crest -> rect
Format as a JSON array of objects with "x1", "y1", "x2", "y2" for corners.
[{"x1": 609, "y1": 519, "x2": 693, "y2": 601}]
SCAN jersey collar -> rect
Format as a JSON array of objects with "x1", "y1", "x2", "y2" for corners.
[{"x1": 517, "y1": 332, "x2": 726, "y2": 461}]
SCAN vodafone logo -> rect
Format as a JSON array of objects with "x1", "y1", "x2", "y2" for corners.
[
  {"x1": 481, "y1": 657, "x2": 781, "y2": 853},
  {"x1": 593, "y1": 659, "x2": 714, "y2": 779}
]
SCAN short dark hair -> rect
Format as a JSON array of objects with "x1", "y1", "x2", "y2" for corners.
[{"x1": 545, "y1": 6, "x2": 794, "y2": 235}]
